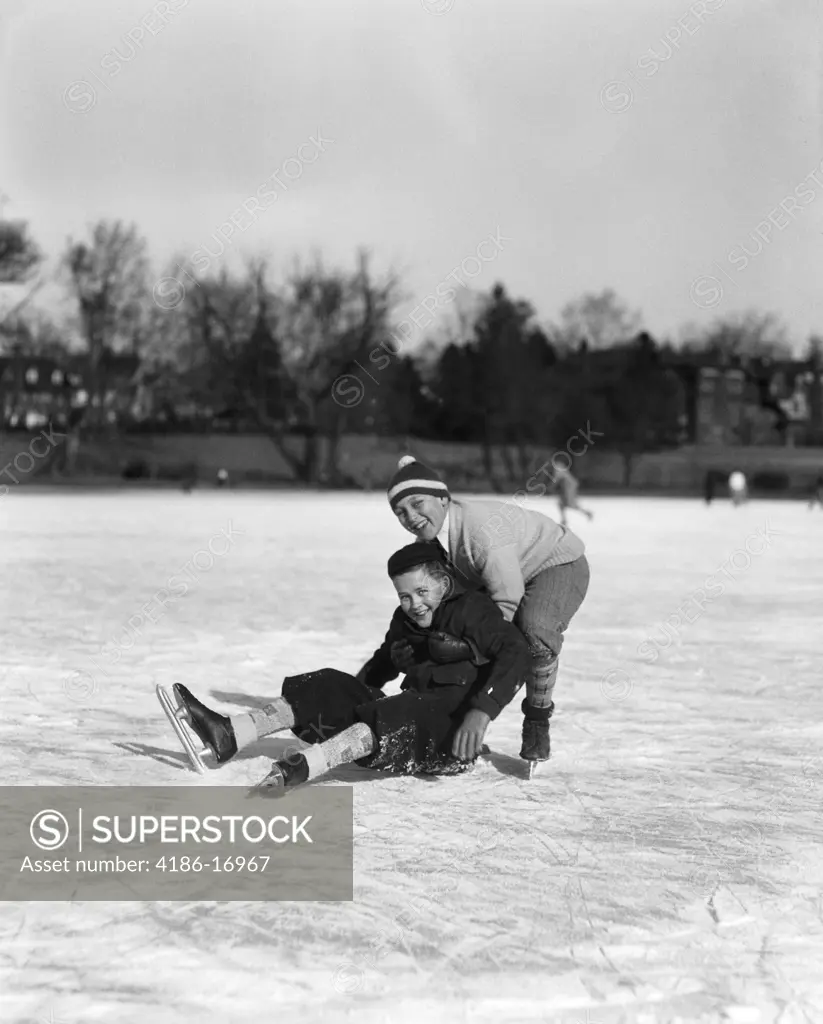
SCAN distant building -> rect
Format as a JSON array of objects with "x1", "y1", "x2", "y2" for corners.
[
  {"x1": 575, "y1": 339, "x2": 823, "y2": 448},
  {"x1": 675, "y1": 356, "x2": 823, "y2": 447},
  {"x1": 0, "y1": 352, "x2": 140, "y2": 429}
]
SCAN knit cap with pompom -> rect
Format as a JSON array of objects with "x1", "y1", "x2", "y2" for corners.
[{"x1": 386, "y1": 456, "x2": 450, "y2": 509}]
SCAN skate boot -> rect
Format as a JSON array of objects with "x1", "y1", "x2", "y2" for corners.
[
  {"x1": 173, "y1": 683, "x2": 238, "y2": 764},
  {"x1": 255, "y1": 753, "x2": 310, "y2": 795},
  {"x1": 519, "y1": 699, "x2": 554, "y2": 763}
]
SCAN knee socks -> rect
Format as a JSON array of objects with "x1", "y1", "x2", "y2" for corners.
[
  {"x1": 229, "y1": 697, "x2": 296, "y2": 751},
  {"x1": 231, "y1": 703, "x2": 377, "y2": 782},
  {"x1": 525, "y1": 656, "x2": 558, "y2": 712},
  {"x1": 301, "y1": 722, "x2": 376, "y2": 780}
]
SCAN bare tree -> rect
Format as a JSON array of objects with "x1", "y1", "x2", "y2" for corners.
[
  {"x1": 276, "y1": 250, "x2": 402, "y2": 483},
  {"x1": 556, "y1": 288, "x2": 643, "y2": 349},
  {"x1": 679, "y1": 310, "x2": 792, "y2": 360},
  {"x1": 178, "y1": 252, "x2": 401, "y2": 484},
  {"x1": 177, "y1": 260, "x2": 309, "y2": 475},
  {"x1": 181, "y1": 260, "x2": 285, "y2": 421},
  {"x1": 422, "y1": 286, "x2": 484, "y2": 351},
  {"x1": 63, "y1": 220, "x2": 150, "y2": 429},
  {"x1": 0, "y1": 219, "x2": 40, "y2": 285},
  {"x1": 0, "y1": 220, "x2": 43, "y2": 335}
]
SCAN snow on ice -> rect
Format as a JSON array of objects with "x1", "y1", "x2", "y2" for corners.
[{"x1": 1, "y1": 491, "x2": 822, "y2": 1023}]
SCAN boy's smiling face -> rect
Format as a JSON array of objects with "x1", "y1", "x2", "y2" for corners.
[
  {"x1": 392, "y1": 494, "x2": 449, "y2": 541},
  {"x1": 392, "y1": 564, "x2": 450, "y2": 629}
]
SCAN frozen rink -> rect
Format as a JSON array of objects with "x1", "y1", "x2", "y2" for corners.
[{"x1": 2, "y1": 490, "x2": 822, "y2": 1024}]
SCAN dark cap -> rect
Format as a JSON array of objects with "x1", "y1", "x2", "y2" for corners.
[{"x1": 387, "y1": 541, "x2": 446, "y2": 578}]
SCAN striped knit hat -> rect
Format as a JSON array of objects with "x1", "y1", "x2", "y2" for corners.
[{"x1": 387, "y1": 456, "x2": 450, "y2": 509}]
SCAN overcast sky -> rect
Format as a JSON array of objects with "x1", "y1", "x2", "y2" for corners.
[{"x1": 0, "y1": 0, "x2": 820, "y2": 348}]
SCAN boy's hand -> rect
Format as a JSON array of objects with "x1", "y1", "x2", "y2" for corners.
[
  {"x1": 428, "y1": 632, "x2": 474, "y2": 664},
  {"x1": 452, "y1": 709, "x2": 491, "y2": 762},
  {"x1": 390, "y1": 640, "x2": 416, "y2": 672}
]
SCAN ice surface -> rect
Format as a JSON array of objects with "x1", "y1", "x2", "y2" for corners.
[{"x1": 1, "y1": 491, "x2": 822, "y2": 1023}]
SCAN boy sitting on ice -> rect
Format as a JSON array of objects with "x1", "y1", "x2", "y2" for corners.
[{"x1": 167, "y1": 541, "x2": 530, "y2": 791}]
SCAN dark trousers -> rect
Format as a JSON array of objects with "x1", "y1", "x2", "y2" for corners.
[{"x1": 282, "y1": 669, "x2": 474, "y2": 774}]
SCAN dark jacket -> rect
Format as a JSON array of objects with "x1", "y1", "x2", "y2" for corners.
[{"x1": 357, "y1": 584, "x2": 531, "y2": 721}]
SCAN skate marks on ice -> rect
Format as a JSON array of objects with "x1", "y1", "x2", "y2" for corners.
[
  {"x1": 306, "y1": 757, "x2": 823, "y2": 1022},
  {"x1": 4, "y1": 784, "x2": 822, "y2": 1018},
  {"x1": 3, "y1": 496, "x2": 823, "y2": 1021}
]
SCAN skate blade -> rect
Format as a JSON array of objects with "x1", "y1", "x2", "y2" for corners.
[
  {"x1": 250, "y1": 775, "x2": 292, "y2": 799},
  {"x1": 156, "y1": 684, "x2": 211, "y2": 774},
  {"x1": 250, "y1": 782, "x2": 285, "y2": 799},
  {"x1": 522, "y1": 759, "x2": 547, "y2": 780}
]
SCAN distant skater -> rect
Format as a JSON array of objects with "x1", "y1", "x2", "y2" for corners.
[
  {"x1": 704, "y1": 471, "x2": 715, "y2": 505},
  {"x1": 729, "y1": 470, "x2": 748, "y2": 506},
  {"x1": 553, "y1": 465, "x2": 594, "y2": 528},
  {"x1": 809, "y1": 474, "x2": 823, "y2": 510}
]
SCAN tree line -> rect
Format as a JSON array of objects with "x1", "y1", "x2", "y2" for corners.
[{"x1": 0, "y1": 217, "x2": 819, "y2": 486}]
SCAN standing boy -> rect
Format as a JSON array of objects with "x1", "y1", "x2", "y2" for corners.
[{"x1": 386, "y1": 457, "x2": 590, "y2": 765}]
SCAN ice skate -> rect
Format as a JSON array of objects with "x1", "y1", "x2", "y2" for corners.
[
  {"x1": 254, "y1": 753, "x2": 310, "y2": 796},
  {"x1": 172, "y1": 683, "x2": 239, "y2": 763},
  {"x1": 156, "y1": 682, "x2": 237, "y2": 773},
  {"x1": 520, "y1": 700, "x2": 554, "y2": 776},
  {"x1": 157, "y1": 684, "x2": 211, "y2": 773},
  {"x1": 520, "y1": 719, "x2": 551, "y2": 761}
]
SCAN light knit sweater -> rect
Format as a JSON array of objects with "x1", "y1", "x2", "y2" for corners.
[{"x1": 445, "y1": 497, "x2": 585, "y2": 622}]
